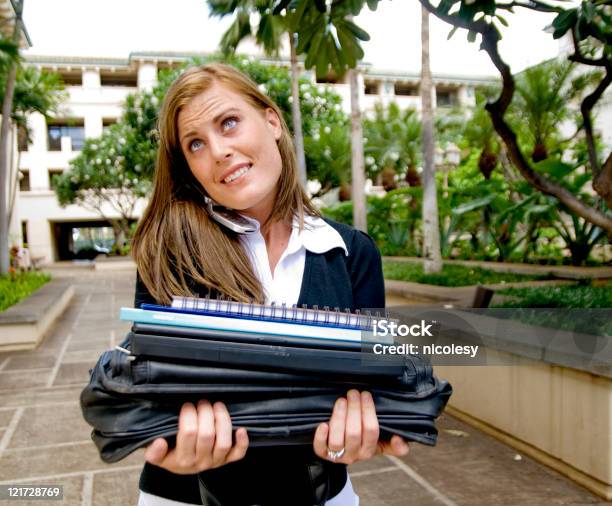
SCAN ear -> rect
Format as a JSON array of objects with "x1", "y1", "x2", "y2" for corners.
[{"x1": 264, "y1": 108, "x2": 282, "y2": 141}]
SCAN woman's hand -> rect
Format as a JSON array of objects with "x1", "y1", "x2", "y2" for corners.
[
  {"x1": 313, "y1": 390, "x2": 409, "y2": 464},
  {"x1": 144, "y1": 400, "x2": 249, "y2": 474}
]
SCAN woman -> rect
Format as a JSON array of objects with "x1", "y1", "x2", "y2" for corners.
[{"x1": 131, "y1": 63, "x2": 409, "y2": 506}]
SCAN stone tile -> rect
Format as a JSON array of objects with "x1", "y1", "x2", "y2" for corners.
[
  {"x1": 91, "y1": 467, "x2": 141, "y2": 506},
  {"x1": 0, "y1": 475, "x2": 84, "y2": 506},
  {"x1": 352, "y1": 466, "x2": 438, "y2": 506},
  {"x1": 66, "y1": 338, "x2": 110, "y2": 353},
  {"x1": 348, "y1": 454, "x2": 394, "y2": 474},
  {"x1": 8, "y1": 403, "x2": 90, "y2": 448},
  {"x1": 398, "y1": 415, "x2": 605, "y2": 505},
  {"x1": 0, "y1": 443, "x2": 101, "y2": 481},
  {"x1": 0, "y1": 370, "x2": 51, "y2": 391},
  {"x1": 0, "y1": 386, "x2": 83, "y2": 408},
  {"x1": 3, "y1": 354, "x2": 57, "y2": 371},
  {"x1": 51, "y1": 363, "x2": 93, "y2": 386},
  {"x1": 0, "y1": 408, "x2": 15, "y2": 427},
  {"x1": 63, "y1": 350, "x2": 105, "y2": 364},
  {"x1": 0, "y1": 441, "x2": 143, "y2": 482}
]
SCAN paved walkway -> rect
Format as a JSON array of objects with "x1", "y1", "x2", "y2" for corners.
[{"x1": 0, "y1": 269, "x2": 608, "y2": 505}]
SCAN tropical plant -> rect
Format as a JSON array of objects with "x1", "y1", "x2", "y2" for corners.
[
  {"x1": 418, "y1": 0, "x2": 612, "y2": 239},
  {"x1": 363, "y1": 102, "x2": 421, "y2": 187}
]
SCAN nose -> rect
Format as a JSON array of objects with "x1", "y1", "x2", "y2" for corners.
[{"x1": 207, "y1": 134, "x2": 232, "y2": 165}]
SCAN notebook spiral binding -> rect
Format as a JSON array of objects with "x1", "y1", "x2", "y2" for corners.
[{"x1": 171, "y1": 296, "x2": 389, "y2": 331}]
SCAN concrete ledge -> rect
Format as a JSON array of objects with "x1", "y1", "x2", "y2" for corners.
[{"x1": 0, "y1": 279, "x2": 74, "y2": 351}]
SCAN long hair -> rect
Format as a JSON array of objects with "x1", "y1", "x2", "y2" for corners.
[{"x1": 132, "y1": 63, "x2": 318, "y2": 305}]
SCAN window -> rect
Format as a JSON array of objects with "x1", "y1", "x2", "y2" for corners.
[
  {"x1": 21, "y1": 221, "x2": 28, "y2": 247},
  {"x1": 17, "y1": 124, "x2": 28, "y2": 151},
  {"x1": 100, "y1": 72, "x2": 138, "y2": 87},
  {"x1": 49, "y1": 169, "x2": 64, "y2": 190},
  {"x1": 60, "y1": 72, "x2": 83, "y2": 86},
  {"x1": 364, "y1": 81, "x2": 379, "y2": 95},
  {"x1": 436, "y1": 90, "x2": 457, "y2": 107},
  {"x1": 19, "y1": 169, "x2": 30, "y2": 191},
  {"x1": 394, "y1": 83, "x2": 418, "y2": 96},
  {"x1": 47, "y1": 121, "x2": 85, "y2": 151},
  {"x1": 102, "y1": 117, "x2": 117, "y2": 133}
]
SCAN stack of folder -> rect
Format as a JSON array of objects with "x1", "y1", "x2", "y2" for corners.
[{"x1": 81, "y1": 297, "x2": 452, "y2": 463}]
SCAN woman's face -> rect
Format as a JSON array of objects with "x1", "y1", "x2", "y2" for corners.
[{"x1": 177, "y1": 82, "x2": 283, "y2": 221}]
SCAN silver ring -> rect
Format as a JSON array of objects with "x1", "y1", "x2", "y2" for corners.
[{"x1": 326, "y1": 447, "x2": 345, "y2": 460}]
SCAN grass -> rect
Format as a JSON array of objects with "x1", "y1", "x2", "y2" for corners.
[
  {"x1": 0, "y1": 272, "x2": 51, "y2": 312},
  {"x1": 494, "y1": 283, "x2": 612, "y2": 309},
  {"x1": 492, "y1": 283, "x2": 611, "y2": 335},
  {"x1": 382, "y1": 261, "x2": 544, "y2": 287}
]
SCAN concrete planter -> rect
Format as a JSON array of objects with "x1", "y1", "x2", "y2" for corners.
[{"x1": 0, "y1": 279, "x2": 74, "y2": 351}]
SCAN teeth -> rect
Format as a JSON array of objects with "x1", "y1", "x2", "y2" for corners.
[{"x1": 224, "y1": 165, "x2": 250, "y2": 183}]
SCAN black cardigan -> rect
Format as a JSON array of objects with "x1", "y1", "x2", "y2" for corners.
[{"x1": 135, "y1": 218, "x2": 385, "y2": 505}]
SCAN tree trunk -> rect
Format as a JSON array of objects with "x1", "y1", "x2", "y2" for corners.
[
  {"x1": 289, "y1": 32, "x2": 307, "y2": 188},
  {"x1": 420, "y1": 6, "x2": 442, "y2": 273},
  {"x1": 0, "y1": 5, "x2": 22, "y2": 275},
  {"x1": 349, "y1": 67, "x2": 367, "y2": 232}
]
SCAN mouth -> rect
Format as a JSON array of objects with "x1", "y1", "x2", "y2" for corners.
[{"x1": 222, "y1": 163, "x2": 252, "y2": 184}]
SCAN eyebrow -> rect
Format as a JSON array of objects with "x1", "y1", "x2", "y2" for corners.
[{"x1": 179, "y1": 107, "x2": 241, "y2": 145}]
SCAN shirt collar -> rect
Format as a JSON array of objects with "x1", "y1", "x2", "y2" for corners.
[
  {"x1": 297, "y1": 214, "x2": 348, "y2": 256},
  {"x1": 238, "y1": 213, "x2": 348, "y2": 257}
]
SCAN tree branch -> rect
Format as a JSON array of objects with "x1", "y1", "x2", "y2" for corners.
[
  {"x1": 419, "y1": 0, "x2": 612, "y2": 239},
  {"x1": 497, "y1": 0, "x2": 563, "y2": 13}
]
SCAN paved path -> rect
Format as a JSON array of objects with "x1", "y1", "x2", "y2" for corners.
[{"x1": 0, "y1": 269, "x2": 608, "y2": 505}]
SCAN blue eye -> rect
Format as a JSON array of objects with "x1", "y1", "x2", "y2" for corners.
[
  {"x1": 222, "y1": 117, "x2": 238, "y2": 131},
  {"x1": 189, "y1": 139, "x2": 204, "y2": 152}
]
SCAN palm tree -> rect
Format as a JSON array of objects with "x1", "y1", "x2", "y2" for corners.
[
  {"x1": 348, "y1": 66, "x2": 367, "y2": 232},
  {"x1": 420, "y1": 5, "x2": 442, "y2": 273},
  {"x1": 207, "y1": 0, "x2": 307, "y2": 186}
]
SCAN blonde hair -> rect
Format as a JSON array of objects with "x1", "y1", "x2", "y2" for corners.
[{"x1": 132, "y1": 63, "x2": 318, "y2": 304}]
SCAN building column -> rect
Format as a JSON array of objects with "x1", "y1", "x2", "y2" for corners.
[{"x1": 137, "y1": 62, "x2": 158, "y2": 91}]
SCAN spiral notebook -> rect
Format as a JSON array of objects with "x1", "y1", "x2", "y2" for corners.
[{"x1": 120, "y1": 296, "x2": 392, "y2": 344}]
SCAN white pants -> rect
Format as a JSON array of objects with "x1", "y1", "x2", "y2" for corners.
[{"x1": 138, "y1": 475, "x2": 359, "y2": 506}]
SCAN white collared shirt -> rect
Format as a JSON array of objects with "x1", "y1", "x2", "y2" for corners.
[{"x1": 239, "y1": 214, "x2": 348, "y2": 306}]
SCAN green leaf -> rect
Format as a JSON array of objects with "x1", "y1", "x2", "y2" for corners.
[
  {"x1": 496, "y1": 14, "x2": 508, "y2": 27},
  {"x1": 447, "y1": 26, "x2": 459, "y2": 40},
  {"x1": 452, "y1": 195, "x2": 496, "y2": 215},
  {"x1": 337, "y1": 19, "x2": 371, "y2": 42},
  {"x1": 551, "y1": 9, "x2": 578, "y2": 39}
]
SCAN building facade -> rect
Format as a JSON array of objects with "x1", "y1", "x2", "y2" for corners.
[{"x1": 17, "y1": 52, "x2": 491, "y2": 264}]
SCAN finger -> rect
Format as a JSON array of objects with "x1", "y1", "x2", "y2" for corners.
[
  {"x1": 175, "y1": 403, "x2": 198, "y2": 468},
  {"x1": 344, "y1": 390, "x2": 362, "y2": 461},
  {"x1": 195, "y1": 400, "x2": 215, "y2": 465},
  {"x1": 359, "y1": 391, "x2": 380, "y2": 459},
  {"x1": 225, "y1": 427, "x2": 249, "y2": 463},
  {"x1": 381, "y1": 435, "x2": 410, "y2": 456},
  {"x1": 312, "y1": 422, "x2": 329, "y2": 459},
  {"x1": 211, "y1": 402, "x2": 233, "y2": 465},
  {"x1": 327, "y1": 397, "x2": 347, "y2": 455},
  {"x1": 144, "y1": 438, "x2": 169, "y2": 466}
]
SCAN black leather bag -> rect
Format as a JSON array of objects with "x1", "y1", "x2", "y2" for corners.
[{"x1": 81, "y1": 346, "x2": 452, "y2": 464}]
